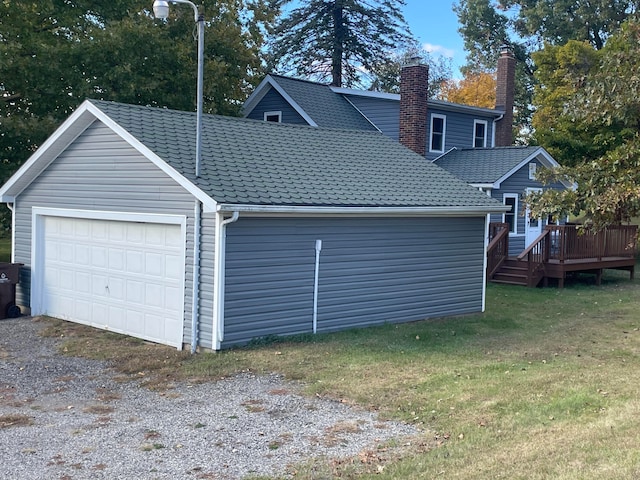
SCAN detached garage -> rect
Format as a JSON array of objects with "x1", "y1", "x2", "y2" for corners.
[{"x1": 0, "y1": 100, "x2": 505, "y2": 351}]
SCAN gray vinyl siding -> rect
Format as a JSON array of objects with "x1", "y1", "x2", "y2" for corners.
[
  {"x1": 489, "y1": 159, "x2": 566, "y2": 256},
  {"x1": 222, "y1": 216, "x2": 485, "y2": 347},
  {"x1": 338, "y1": 96, "x2": 497, "y2": 161},
  {"x1": 245, "y1": 88, "x2": 309, "y2": 125},
  {"x1": 342, "y1": 95, "x2": 400, "y2": 140},
  {"x1": 427, "y1": 108, "x2": 496, "y2": 161},
  {"x1": 13, "y1": 121, "x2": 215, "y2": 347}
]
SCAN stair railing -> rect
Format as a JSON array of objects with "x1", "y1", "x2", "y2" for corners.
[
  {"x1": 516, "y1": 229, "x2": 550, "y2": 286},
  {"x1": 487, "y1": 223, "x2": 509, "y2": 281}
]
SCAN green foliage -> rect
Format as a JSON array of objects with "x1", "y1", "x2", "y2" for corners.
[
  {"x1": 454, "y1": 0, "x2": 639, "y2": 140},
  {"x1": 0, "y1": 0, "x2": 275, "y2": 181},
  {"x1": 267, "y1": 0, "x2": 415, "y2": 87},
  {"x1": 502, "y1": 0, "x2": 635, "y2": 50},
  {"x1": 367, "y1": 45, "x2": 453, "y2": 96},
  {"x1": 527, "y1": 20, "x2": 640, "y2": 230}
]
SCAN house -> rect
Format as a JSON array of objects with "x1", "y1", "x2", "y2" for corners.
[
  {"x1": 434, "y1": 146, "x2": 571, "y2": 256},
  {"x1": 243, "y1": 48, "x2": 568, "y2": 253},
  {"x1": 0, "y1": 99, "x2": 506, "y2": 350}
]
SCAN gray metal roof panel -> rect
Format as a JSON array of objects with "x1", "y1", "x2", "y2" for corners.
[
  {"x1": 434, "y1": 146, "x2": 542, "y2": 184},
  {"x1": 90, "y1": 100, "x2": 500, "y2": 209}
]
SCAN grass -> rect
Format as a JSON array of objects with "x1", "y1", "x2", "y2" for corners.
[
  {"x1": 0, "y1": 237, "x2": 10, "y2": 263},
  {"x1": 38, "y1": 268, "x2": 640, "y2": 479}
]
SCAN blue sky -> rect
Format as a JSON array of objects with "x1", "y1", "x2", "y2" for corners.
[{"x1": 403, "y1": 1, "x2": 466, "y2": 76}]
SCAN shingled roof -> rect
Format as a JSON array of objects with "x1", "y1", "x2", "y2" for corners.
[
  {"x1": 243, "y1": 75, "x2": 379, "y2": 131},
  {"x1": 434, "y1": 146, "x2": 557, "y2": 186},
  {"x1": 90, "y1": 100, "x2": 507, "y2": 210}
]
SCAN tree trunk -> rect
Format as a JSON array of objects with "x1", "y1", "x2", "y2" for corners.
[{"x1": 331, "y1": 1, "x2": 344, "y2": 87}]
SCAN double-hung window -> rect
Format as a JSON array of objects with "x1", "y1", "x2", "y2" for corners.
[
  {"x1": 503, "y1": 194, "x2": 518, "y2": 234},
  {"x1": 430, "y1": 114, "x2": 446, "y2": 153},
  {"x1": 474, "y1": 120, "x2": 487, "y2": 148}
]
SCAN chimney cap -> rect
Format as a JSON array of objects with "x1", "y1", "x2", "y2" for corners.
[
  {"x1": 403, "y1": 55, "x2": 425, "y2": 68},
  {"x1": 499, "y1": 44, "x2": 514, "y2": 57}
]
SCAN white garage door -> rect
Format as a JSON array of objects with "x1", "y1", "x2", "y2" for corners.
[{"x1": 36, "y1": 215, "x2": 185, "y2": 348}]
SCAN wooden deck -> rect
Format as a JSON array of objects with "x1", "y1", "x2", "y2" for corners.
[{"x1": 487, "y1": 223, "x2": 638, "y2": 288}]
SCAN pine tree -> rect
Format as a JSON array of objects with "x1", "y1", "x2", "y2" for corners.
[{"x1": 268, "y1": 0, "x2": 414, "y2": 87}]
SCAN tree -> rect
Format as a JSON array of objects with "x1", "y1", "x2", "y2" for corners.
[
  {"x1": 367, "y1": 46, "x2": 452, "y2": 97},
  {"x1": 526, "y1": 20, "x2": 640, "y2": 230},
  {"x1": 440, "y1": 72, "x2": 496, "y2": 108},
  {"x1": 0, "y1": 0, "x2": 274, "y2": 180},
  {"x1": 453, "y1": 0, "x2": 640, "y2": 140},
  {"x1": 267, "y1": 0, "x2": 415, "y2": 87}
]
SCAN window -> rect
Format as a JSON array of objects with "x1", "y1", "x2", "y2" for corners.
[
  {"x1": 473, "y1": 120, "x2": 487, "y2": 148},
  {"x1": 503, "y1": 194, "x2": 518, "y2": 234},
  {"x1": 430, "y1": 114, "x2": 446, "y2": 153},
  {"x1": 528, "y1": 162, "x2": 537, "y2": 180},
  {"x1": 263, "y1": 111, "x2": 282, "y2": 123}
]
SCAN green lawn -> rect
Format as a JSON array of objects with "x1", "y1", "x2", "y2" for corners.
[
  {"x1": 0, "y1": 237, "x2": 10, "y2": 263},
  {"x1": 45, "y1": 268, "x2": 640, "y2": 479}
]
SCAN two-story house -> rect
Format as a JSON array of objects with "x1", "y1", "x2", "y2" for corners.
[{"x1": 243, "y1": 48, "x2": 570, "y2": 255}]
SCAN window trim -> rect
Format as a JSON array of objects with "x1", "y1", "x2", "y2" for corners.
[
  {"x1": 263, "y1": 111, "x2": 282, "y2": 123},
  {"x1": 429, "y1": 113, "x2": 447, "y2": 153},
  {"x1": 503, "y1": 193, "x2": 519, "y2": 235},
  {"x1": 473, "y1": 120, "x2": 488, "y2": 148},
  {"x1": 528, "y1": 162, "x2": 537, "y2": 180}
]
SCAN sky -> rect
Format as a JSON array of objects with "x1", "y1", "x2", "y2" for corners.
[{"x1": 402, "y1": 1, "x2": 467, "y2": 77}]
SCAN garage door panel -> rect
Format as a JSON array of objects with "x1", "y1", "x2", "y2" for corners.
[{"x1": 38, "y1": 216, "x2": 185, "y2": 348}]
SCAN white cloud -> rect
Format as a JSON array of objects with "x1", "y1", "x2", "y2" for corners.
[{"x1": 422, "y1": 43, "x2": 456, "y2": 58}]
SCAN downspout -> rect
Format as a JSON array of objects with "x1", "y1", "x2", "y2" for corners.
[
  {"x1": 312, "y1": 239, "x2": 322, "y2": 333},
  {"x1": 7, "y1": 203, "x2": 15, "y2": 263},
  {"x1": 491, "y1": 114, "x2": 504, "y2": 148},
  {"x1": 190, "y1": 200, "x2": 202, "y2": 354},
  {"x1": 215, "y1": 211, "x2": 240, "y2": 347},
  {"x1": 482, "y1": 213, "x2": 490, "y2": 312}
]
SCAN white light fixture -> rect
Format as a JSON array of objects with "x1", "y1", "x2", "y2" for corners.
[{"x1": 152, "y1": 0, "x2": 170, "y2": 20}]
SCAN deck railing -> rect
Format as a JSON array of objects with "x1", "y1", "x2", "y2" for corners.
[
  {"x1": 546, "y1": 225, "x2": 638, "y2": 262},
  {"x1": 486, "y1": 223, "x2": 509, "y2": 280}
]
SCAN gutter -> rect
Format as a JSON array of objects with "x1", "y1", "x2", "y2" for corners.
[{"x1": 216, "y1": 204, "x2": 508, "y2": 216}]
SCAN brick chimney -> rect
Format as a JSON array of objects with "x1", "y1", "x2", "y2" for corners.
[
  {"x1": 494, "y1": 45, "x2": 516, "y2": 146},
  {"x1": 399, "y1": 59, "x2": 428, "y2": 156}
]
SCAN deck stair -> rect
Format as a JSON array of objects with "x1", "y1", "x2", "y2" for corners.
[
  {"x1": 486, "y1": 223, "x2": 637, "y2": 288},
  {"x1": 490, "y1": 258, "x2": 530, "y2": 286}
]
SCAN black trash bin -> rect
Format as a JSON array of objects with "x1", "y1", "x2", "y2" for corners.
[{"x1": 0, "y1": 262, "x2": 22, "y2": 319}]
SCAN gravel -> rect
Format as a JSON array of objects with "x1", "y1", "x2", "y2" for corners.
[{"x1": 0, "y1": 317, "x2": 419, "y2": 479}]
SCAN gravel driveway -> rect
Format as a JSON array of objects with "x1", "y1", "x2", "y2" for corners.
[{"x1": 0, "y1": 317, "x2": 418, "y2": 479}]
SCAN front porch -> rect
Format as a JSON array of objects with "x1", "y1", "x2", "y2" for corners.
[{"x1": 487, "y1": 223, "x2": 638, "y2": 288}]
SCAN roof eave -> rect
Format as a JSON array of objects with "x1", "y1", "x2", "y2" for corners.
[
  {"x1": 0, "y1": 100, "x2": 218, "y2": 213},
  {"x1": 216, "y1": 204, "x2": 508, "y2": 216}
]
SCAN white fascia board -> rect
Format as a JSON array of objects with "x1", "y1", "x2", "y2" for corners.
[
  {"x1": 0, "y1": 104, "x2": 97, "y2": 201},
  {"x1": 493, "y1": 147, "x2": 571, "y2": 189},
  {"x1": 330, "y1": 87, "x2": 503, "y2": 118},
  {"x1": 87, "y1": 103, "x2": 218, "y2": 212},
  {"x1": 245, "y1": 75, "x2": 318, "y2": 126},
  {"x1": 217, "y1": 204, "x2": 508, "y2": 216},
  {"x1": 330, "y1": 86, "x2": 400, "y2": 101},
  {"x1": 432, "y1": 147, "x2": 458, "y2": 163},
  {"x1": 0, "y1": 100, "x2": 218, "y2": 213},
  {"x1": 470, "y1": 183, "x2": 497, "y2": 190},
  {"x1": 242, "y1": 76, "x2": 272, "y2": 116}
]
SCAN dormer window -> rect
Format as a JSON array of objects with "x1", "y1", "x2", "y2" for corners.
[
  {"x1": 264, "y1": 111, "x2": 282, "y2": 123},
  {"x1": 430, "y1": 114, "x2": 446, "y2": 153},
  {"x1": 474, "y1": 120, "x2": 487, "y2": 148}
]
